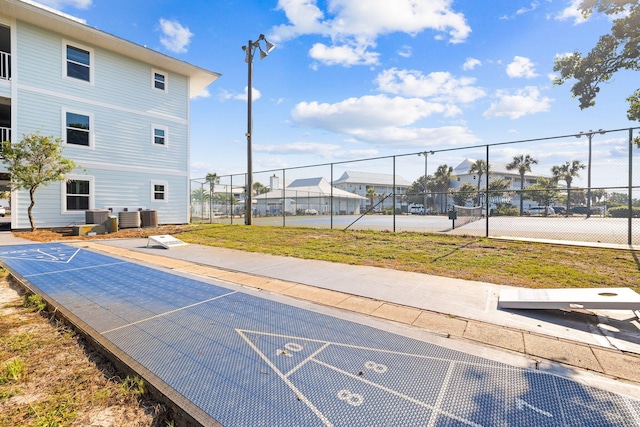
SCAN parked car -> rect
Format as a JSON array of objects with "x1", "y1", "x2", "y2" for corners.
[
  {"x1": 551, "y1": 206, "x2": 567, "y2": 215},
  {"x1": 570, "y1": 206, "x2": 603, "y2": 215},
  {"x1": 526, "y1": 206, "x2": 554, "y2": 215},
  {"x1": 0, "y1": 206, "x2": 5, "y2": 217},
  {"x1": 408, "y1": 204, "x2": 430, "y2": 215},
  {"x1": 304, "y1": 208, "x2": 318, "y2": 215}
]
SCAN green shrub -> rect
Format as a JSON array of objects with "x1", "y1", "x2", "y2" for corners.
[
  {"x1": 491, "y1": 206, "x2": 519, "y2": 216},
  {"x1": 608, "y1": 206, "x2": 640, "y2": 218},
  {"x1": 23, "y1": 294, "x2": 46, "y2": 312}
]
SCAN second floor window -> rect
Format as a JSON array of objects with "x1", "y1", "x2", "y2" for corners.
[
  {"x1": 154, "y1": 128, "x2": 166, "y2": 145},
  {"x1": 66, "y1": 112, "x2": 90, "y2": 146},
  {"x1": 154, "y1": 73, "x2": 165, "y2": 90},
  {"x1": 66, "y1": 45, "x2": 90, "y2": 82}
]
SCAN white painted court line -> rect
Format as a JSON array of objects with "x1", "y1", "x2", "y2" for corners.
[
  {"x1": 23, "y1": 261, "x2": 128, "y2": 277},
  {"x1": 101, "y1": 291, "x2": 238, "y2": 334},
  {"x1": 313, "y1": 358, "x2": 483, "y2": 427},
  {"x1": 236, "y1": 329, "x2": 334, "y2": 427}
]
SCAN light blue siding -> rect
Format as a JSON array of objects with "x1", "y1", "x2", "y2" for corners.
[
  {"x1": 10, "y1": 20, "x2": 192, "y2": 228},
  {"x1": 13, "y1": 170, "x2": 188, "y2": 229}
]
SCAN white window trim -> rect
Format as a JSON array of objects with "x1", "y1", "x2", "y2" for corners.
[
  {"x1": 61, "y1": 175, "x2": 94, "y2": 214},
  {"x1": 151, "y1": 124, "x2": 168, "y2": 147},
  {"x1": 151, "y1": 180, "x2": 168, "y2": 203},
  {"x1": 62, "y1": 39, "x2": 94, "y2": 85},
  {"x1": 152, "y1": 68, "x2": 168, "y2": 93},
  {"x1": 61, "y1": 108, "x2": 95, "y2": 149}
]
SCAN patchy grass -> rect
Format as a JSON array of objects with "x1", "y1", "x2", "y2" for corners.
[{"x1": 0, "y1": 278, "x2": 170, "y2": 427}]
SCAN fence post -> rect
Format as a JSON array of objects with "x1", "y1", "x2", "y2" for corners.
[
  {"x1": 393, "y1": 156, "x2": 396, "y2": 232},
  {"x1": 629, "y1": 128, "x2": 633, "y2": 245},
  {"x1": 282, "y1": 168, "x2": 286, "y2": 227},
  {"x1": 485, "y1": 145, "x2": 490, "y2": 238},
  {"x1": 330, "y1": 163, "x2": 334, "y2": 229}
]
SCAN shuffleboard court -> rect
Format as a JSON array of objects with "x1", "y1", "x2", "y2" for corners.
[{"x1": 1, "y1": 243, "x2": 639, "y2": 426}]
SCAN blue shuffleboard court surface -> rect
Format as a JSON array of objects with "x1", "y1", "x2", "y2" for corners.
[{"x1": 1, "y1": 243, "x2": 640, "y2": 426}]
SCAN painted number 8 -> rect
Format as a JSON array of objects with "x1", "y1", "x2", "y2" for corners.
[
  {"x1": 364, "y1": 360, "x2": 388, "y2": 373},
  {"x1": 337, "y1": 389, "x2": 364, "y2": 407}
]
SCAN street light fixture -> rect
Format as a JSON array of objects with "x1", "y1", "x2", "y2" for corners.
[
  {"x1": 242, "y1": 34, "x2": 275, "y2": 225},
  {"x1": 418, "y1": 151, "x2": 434, "y2": 214},
  {"x1": 576, "y1": 129, "x2": 605, "y2": 218}
]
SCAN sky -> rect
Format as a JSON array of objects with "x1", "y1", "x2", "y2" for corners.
[{"x1": 36, "y1": 0, "x2": 640, "y2": 189}]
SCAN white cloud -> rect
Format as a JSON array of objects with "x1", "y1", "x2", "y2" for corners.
[
  {"x1": 255, "y1": 142, "x2": 378, "y2": 159},
  {"x1": 499, "y1": 1, "x2": 540, "y2": 20},
  {"x1": 506, "y1": 56, "x2": 538, "y2": 78},
  {"x1": 35, "y1": 0, "x2": 92, "y2": 9},
  {"x1": 516, "y1": 2, "x2": 539, "y2": 16},
  {"x1": 271, "y1": 0, "x2": 471, "y2": 67},
  {"x1": 292, "y1": 95, "x2": 453, "y2": 133},
  {"x1": 397, "y1": 45, "x2": 412, "y2": 58},
  {"x1": 218, "y1": 87, "x2": 262, "y2": 102},
  {"x1": 375, "y1": 68, "x2": 486, "y2": 104},
  {"x1": 193, "y1": 88, "x2": 211, "y2": 100},
  {"x1": 483, "y1": 86, "x2": 552, "y2": 119},
  {"x1": 462, "y1": 58, "x2": 481, "y2": 70},
  {"x1": 554, "y1": 0, "x2": 589, "y2": 25},
  {"x1": 349, "y1": 125, "x2": 479, "y2": 146},
  {"x1": 159, "y1": 18, "x2": 193, "y2": 54},
  {"x1": 290, "y1": 94, "x2": 480, "y2": 146},
  {"x1": 309, "y1": 42, "x2": 380, "y2": 66}
]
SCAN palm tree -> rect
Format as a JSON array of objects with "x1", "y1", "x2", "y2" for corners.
[
  {"x1": 506, "y1": 154, "x2": 538, "y2": 216},
  {"x1": 366, "y1": 187, "x2": 377, "y2": 211},
  {"x1": 434, "y1": 164, "x2": 455, "y2": 213},
  {"x1": 551, "y1": 160, "x2": 585, "y2": 216},
  {"x1": 468, "y1": 159, "x2": 488, "y2": 207},
  {"x1": 253, "y1": 181, "x2": 268, "y2": 195},
  {"x1": 205, "y1": 172, "x2": 219, "y2": 222}
]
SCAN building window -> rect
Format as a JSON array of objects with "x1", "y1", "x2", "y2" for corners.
[
  {"x1": 65, "y1": 111, "x2": 92, "y2": 147},
  {"x1": 66, "y1": 43, "x2": 91, "y2": 82},
  {"x1": 151, "y1": 181, "x2": 168, "y2": 202},
  {"x1": 152, "y1": 69, "x2": 167, "y2": 92},
  {"x1": 152, "y1": 125, "x2": 168, "y2": 146},
  {"x1": 66, "y1": 179, "x2": 90, "y2": 210}
]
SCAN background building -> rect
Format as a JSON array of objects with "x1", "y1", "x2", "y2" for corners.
[{"x1": 333, "y1": 171, "x2": 411, "y2": 212}]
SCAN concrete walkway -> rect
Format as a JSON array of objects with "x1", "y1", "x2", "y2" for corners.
[{"x1": 1, "y1": 231, "x2": 640, "y2": 386}]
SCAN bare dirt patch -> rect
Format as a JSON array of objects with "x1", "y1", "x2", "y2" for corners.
[
  {"x1": 0, "y1": 275, "x2": 170, "y2": 426},
  {"x1": 13, "y1": 224, "x2": 202, "y2": 243}
]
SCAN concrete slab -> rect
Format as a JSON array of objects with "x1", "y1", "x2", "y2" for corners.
[
  {"x1": 412, "y1": 311, "x2": 467, "y2": 337},
  {"x1": 336, "y1": 295, "x2": 383, "y2": 314},
  {"x1": 523, "y1": 334, "x2": 602, "y2": 371},
  {"x1": 592, "y1": 348, "x2": 640, "y2": 383},
  {"x1": 463, "y1": 321, "x2": 525, "y2": 353},
  {"x1": 499, "y1": 287, "x2": 640, "y2": 310},
  {"x1": 370, "y1": 303, "x2": 422, "y2": 324}
]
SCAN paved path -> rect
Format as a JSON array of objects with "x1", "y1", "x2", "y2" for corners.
[{"x1": 1, "y1": 234, "x2": 640, "y2": 426}]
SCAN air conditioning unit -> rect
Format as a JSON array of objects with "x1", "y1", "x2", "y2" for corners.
[
  {"x1": 85, "y1": 209, "x2": 109, "y2": 225},
  {"x1": 140, "y1": 210, "x2": 158, "y2": 228},
  {"x1": 118, "y1": 211, "x2": 141, "y2": 229}
]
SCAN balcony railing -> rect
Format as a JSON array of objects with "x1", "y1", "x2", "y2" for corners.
[
  {"x1": 0, "y1": 127, "x2": 10, "y2": 143},
  {"x1": 0, "y1": 51, "x2": 10, "y2": 80}
]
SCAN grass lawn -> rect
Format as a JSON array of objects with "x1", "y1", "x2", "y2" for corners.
[{"x1": 172, "y1": 225, "x2": 640, "y2": 294}]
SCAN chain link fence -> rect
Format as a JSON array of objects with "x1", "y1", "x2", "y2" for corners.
[{"x1": 191, "y1": 127, "x2": 640, "y2": 246}]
